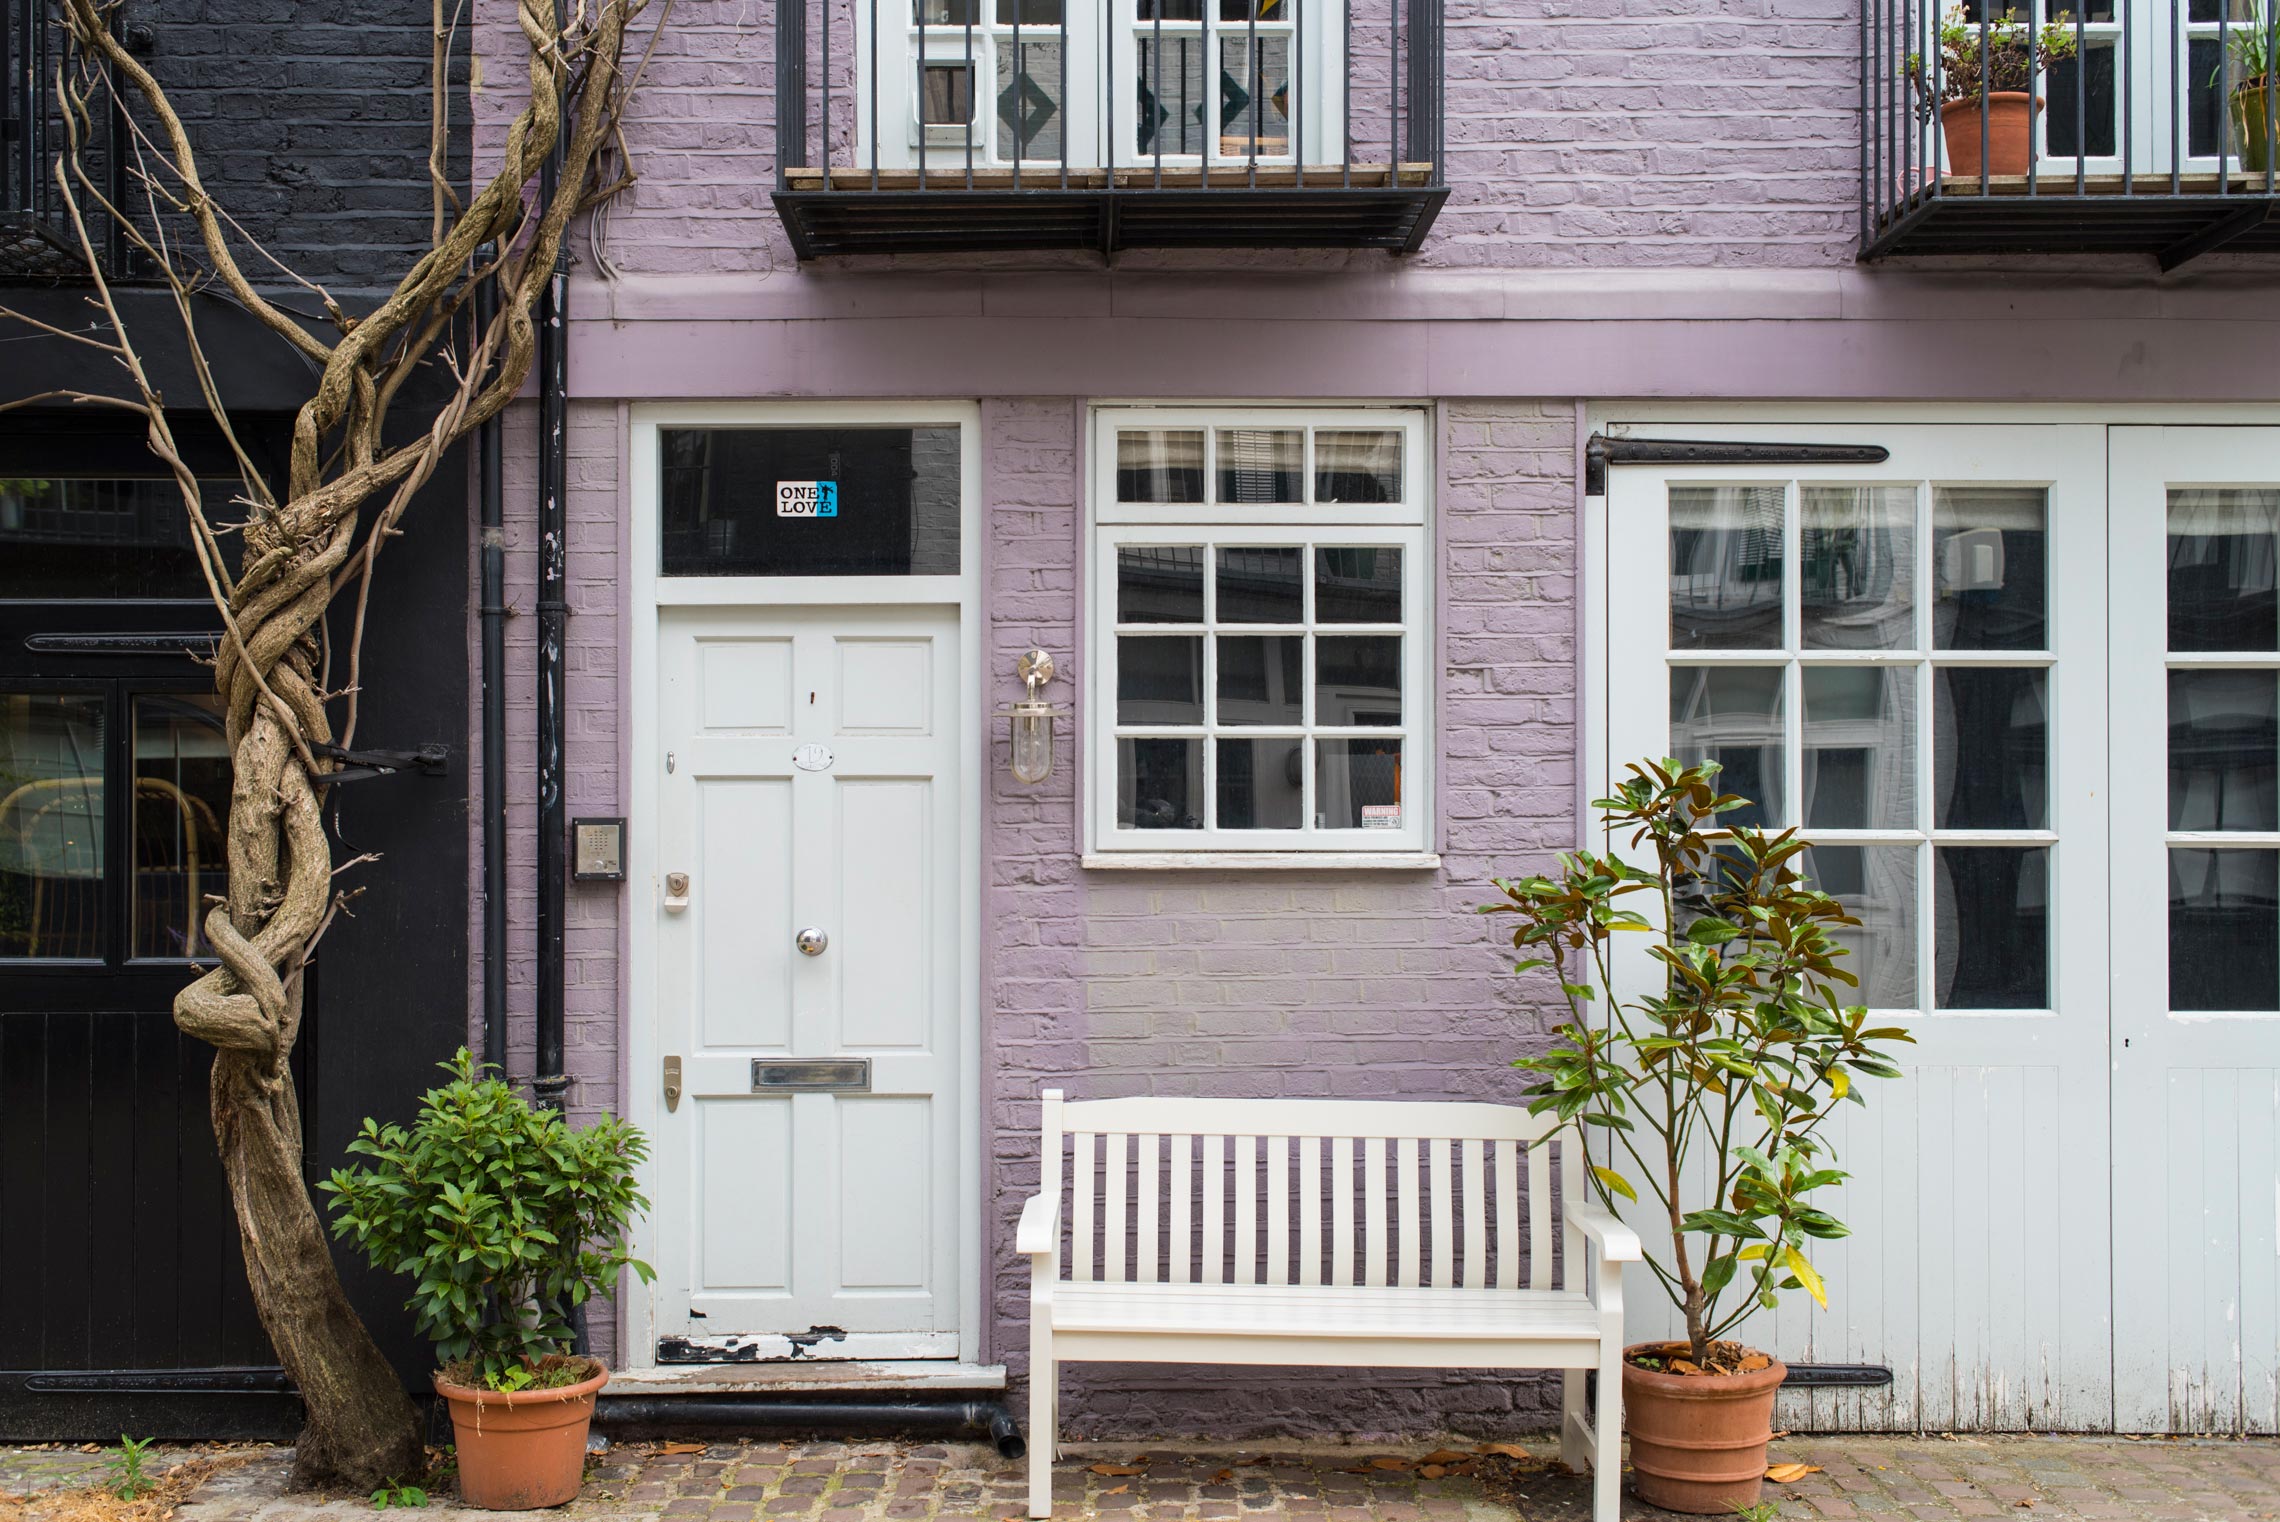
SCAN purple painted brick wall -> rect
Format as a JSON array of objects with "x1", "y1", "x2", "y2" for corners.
[
  {"x1": 473, "y1": 0, "x2": 1858, "y2": 272},
  {"x1": 976, "y1": 399, "x2": 1581, "y2": 1436}
]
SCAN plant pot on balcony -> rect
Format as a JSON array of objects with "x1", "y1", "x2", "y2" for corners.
[
  {"x1": 2230, "y1": 79, "x2": 2277, "y2": 174},
  {"x1": 1620, "y1": 1343, "x2": 1789, "y2": 1514},
  {"x1": 435, "y1": 1358, "x2": 609, "y2": 1510},
  {"x1": 1940, "y1": 91, "x2": 2042, "y2": 178}
]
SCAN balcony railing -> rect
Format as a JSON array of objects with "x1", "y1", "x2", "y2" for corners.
[
  {"x1": 772, "y1": 0, "x2": 1446, "y2": 257},
  {"x1": 1862, "y1": 0, "x2": 2280, "y2": 266}
]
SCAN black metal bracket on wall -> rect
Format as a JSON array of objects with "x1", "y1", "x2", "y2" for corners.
[
  {"x1": 1584, "y1": 434, "x2": 1891, "y2": 497},
  {"x1": 313, "y1": 742, "x2": 450, "y2": 784}
]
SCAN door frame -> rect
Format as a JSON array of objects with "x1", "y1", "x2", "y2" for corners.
[{"x1": 624, "y1": 399, "x2": 986, "y2": 1370}]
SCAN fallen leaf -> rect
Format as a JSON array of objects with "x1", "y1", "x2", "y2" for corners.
[
  {"x1": 1088, "y1": 1464, "x2": 1146, "y2": 1477},
  {"x1": 1420, "y1": 1465, "x2": 1447, "y2": 1480},
  {"x1": 1668, "y1": 1358, "x2": 1704, "y2": 1376},
  {"x1": 1101, "y1": 1484, "x2": 1128, "y2": 1496},
  {"x1": 1370, "y1": 1457, "x2": 1413, "y2": 1471},
  {"x1": 1739, "y1": 1354, "x2": 1772, "y2": 1373},
  {"x1": 654, "y1": 1442, "x2": 707, "y2": 1456},
  {"x1": 1420, "y1": 1450, "x2": 1471, "y2": 1465},
  {"x1": 1765, "y1": 1463, "x2": 1824, "y2": 1483},
  {"x1": 1210, "y1": 1470, "x2": 1233, "y2": 1484},
  {"x1": 2015, "y1": 1501, "x2": 2036, "y2": 1509},
  {"x1": 1769, "y1": 1429, "x2": 1793, "y2": 1440},
  {"x1": 1475, "y1": 1442, "x2": 1533, "y2": 1459}
]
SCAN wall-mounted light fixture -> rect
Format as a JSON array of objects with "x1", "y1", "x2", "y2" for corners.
[{"x1": 1000, "y1": 648, "x2": 1068, "y2": 785}]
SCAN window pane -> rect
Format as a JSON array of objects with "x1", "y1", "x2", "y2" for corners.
[
  {"x1": 1316, "y1": 737, "x2": 1404, "y2": 830},
  {"x1": 1803, "y1": 665, "x2": 1916, "y2": 831},
  {"x1": 2170, "y1": 847, "x2": 2278, "y2": 1011},
  {"x1": 1118, "y1": 545, "x2": 1205, "y2": 623},
  {"x1": 1216, "y1": 546, "x2": 1303, "y2": 623},
  {"x1": 994, "y1": 0, "x2": 1063, "y2": 20},
  {"x1": 921, "y1": 62, "x2": 973, "y2": 125},
  {"x1": 134, "y1": 696, "x2": 230, "y2": 960},
  {"x1": 1800, "y1": 844, "x2": 1918, "y2": 1009},
  {"x1": 1215, "y1": 429, "x2": 1302, "y2": 505},
  {"x1": 659, "y1": 427, "x2": 961, "y2": 576},
  {"x1": 1217, "y1": 34, "x2": 1290, "y2": 156},
  {"x1": 0, "y1": 692, "x2": 106, "y2": 960},
  {"x1": 1669, "y1": 665, "x2": 1786, "y2": 828},
  {"x1": 1670, "y1": 485, "x2": 1785, "y2": 650},
  {"x1": 1315, "y1": 547, "x2": 1402, "y2": 623},
  {"x1": 1934, "y1": 666, "x2": 2049, "y2": 830},
  {"x1": 2045, "y1": 41, "x2": 2117, "y2": 158},
  {"x1": 1217, "y1": 738, "x2": 1305, "y2": 829},
  {"x1": 2168, "y1": 488, "x2": 2280, "y2": 653},
  {"x1": 1934, "y1": 846, "x2": 2049, "y2": 1009},
  {"x1": 1117, "y1": 429, "x2": 1205, "y2": 503},
  {"x1": 1802, "y1": 486, "x2": 1915, "y2": 650},
  {"x1": 2169, "y1": 669, "x2": 2278, "y2": 831},
  {"x1": 1135, "y1": 36, "x2": 1209, "y2": 155},
  {"x1": 1118, "y1": 636, "x2": 1204, "y2": 724},
  {"x1": 1315, "y1": 636, "x2": 1401, "y2": 727},
  {"x1": 1217, "y1": 635, "x2": 1303, "y2": 725},
  {"x1": 1315, "y1": 431, "x2": 1402, "y2": 505},
  {"x1": 0, "y1": 478, "x2": 240, "y2": 600},
  {"x1": 1933, "y1": 486, "x2": 2047, "y2": 650},
  {"x1": 1117, "y1": 738, "x2": 1202, "y2": 829},
  {"x1": 996, "y1": 38, "x2": 1064, "y2": 159}
]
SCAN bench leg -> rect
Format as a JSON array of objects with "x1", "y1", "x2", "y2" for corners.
[
  {"x1": 1027, "y1": 1339, "x2": 1056, "y2": 1518},
  {"x1": 1560, "y1": 1369, "x2": 1588, "y2": 1472},
  {"x1": 1592, "y1": 1344, "x2": 1622, "y2": 1522}
]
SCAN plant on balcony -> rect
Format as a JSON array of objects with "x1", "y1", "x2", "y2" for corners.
[
  {"x1": 324, "y1": 1051, "x2": 653, "y2": 1510},
  {"x1": 1482, "y1": 760, "x2": 1912, "y2": 1514},
  {"x1": 2218, "y1": 0, "x2": 2277, "y2": 172},
  {"x1": 1908, "y1": 6, "x2": 2080, "y2": 177}
]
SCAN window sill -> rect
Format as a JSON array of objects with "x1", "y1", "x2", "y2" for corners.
[{"x1": 1080, "y1": 851, "x2": 1443, "y2": 871}]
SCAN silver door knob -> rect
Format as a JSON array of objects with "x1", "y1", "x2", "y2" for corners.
[{"x1": 795, "y1": 927, "x2": 829, "y2": 956}]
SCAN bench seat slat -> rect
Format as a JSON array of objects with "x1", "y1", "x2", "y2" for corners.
[{"x1": 1050, "y1": 1281, "x2": 1602, "y2": 1341}]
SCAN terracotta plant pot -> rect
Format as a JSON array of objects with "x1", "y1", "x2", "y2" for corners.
[
  {"x1": 1939, "y1": 92, "x2": 2042, "y2": 178},
  {"x1": 435, "y1": 1360, "x2": 608, "y2": 1510},
  {"x1": 2229, "y1": 81, "x2": 2277, "y2": 174},
  {"x1": 1620, "y1": 1343, "x2": 1788, "y2": 1514}
]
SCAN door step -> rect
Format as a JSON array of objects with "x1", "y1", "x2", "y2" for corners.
[{"x1": 604, "y1": 1361, "x2": 1005, "y2": 1395}]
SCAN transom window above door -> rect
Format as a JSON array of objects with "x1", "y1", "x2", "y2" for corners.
[
  {"x1": 1086, "y1": 408, "x2": 1431, "y2": 864},
  {"x1": 1659, "y1": 472, "x2": 2070, "y2": 1013},
  {"x1": 659, "y1": 426, "x2": 961, "y2": 578}
]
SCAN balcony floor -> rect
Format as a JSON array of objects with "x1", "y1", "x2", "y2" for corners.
[
  {"x1": 1865, "y1": 172, "x2": 2280, "y2": 267},
  {"x1": 774, "y1": 163, "x2": 1446, "y2": 257}
]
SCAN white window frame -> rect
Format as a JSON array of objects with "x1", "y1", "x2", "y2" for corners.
[{"x1": 1083, "y1": 404, "x2": 1436, "y2": 869}]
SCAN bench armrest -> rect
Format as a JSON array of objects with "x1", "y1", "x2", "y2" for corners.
[
  {"x1": 1568, "y1": 1203, "x2": 1643, "y2": 1263},
  {"x1": 1016, "y1": 1193, "x2": 1060, "y2": 1257}
]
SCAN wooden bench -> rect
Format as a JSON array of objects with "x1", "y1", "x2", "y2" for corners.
[{"x1": 1016, "y1": 1090, "x2": 1639, "y2": 1521}]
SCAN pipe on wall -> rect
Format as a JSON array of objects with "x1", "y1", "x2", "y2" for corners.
[
  {"x1": 475, "y1": 245, "x2": 508, "y2": 1079},
  {"x1": 591, "y1": 1399, "x2": 1027, "y2": 1460},
  {"x1": 532, "y1": 0, "x2": 571, "y2": 1116}
]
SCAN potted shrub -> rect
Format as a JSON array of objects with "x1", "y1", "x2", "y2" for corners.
[
  {"x1": 1909, "y1": 6, "x2": 2080, "y2": 178},
  {"x1": 323, "y1": 1051, "x2": 654, "y2": 1511},
  {"x1": 1482, "y1": 760, "x2": 1912, "y2": 1514},
  {"x1": 2221, "y1": 3, "x2": 2277, "y2": 173}
]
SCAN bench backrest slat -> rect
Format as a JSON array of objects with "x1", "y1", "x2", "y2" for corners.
[{"x1": 1039, "y1": 1092, "x2": 1574, "y2": 1292}]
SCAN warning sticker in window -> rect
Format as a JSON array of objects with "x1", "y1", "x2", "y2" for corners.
[{"x1": 1360, "y1": 804, "x2": 1401, "y2": 830}]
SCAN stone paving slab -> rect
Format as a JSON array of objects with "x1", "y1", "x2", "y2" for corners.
[{"x1": 4, "y1": 1433, "x2": 2278, "y2": 1522}]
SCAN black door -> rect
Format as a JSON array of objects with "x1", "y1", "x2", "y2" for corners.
[{"x1": 0, "y1": 438, "x2": 305, "y2": 1435}]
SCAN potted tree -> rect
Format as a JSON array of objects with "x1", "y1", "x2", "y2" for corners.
[
  {"x1": 323, "y1": 1052, "x2": 654, "y2": 1510},
  {"x1": 1482, "y1": 761, "x2": 1912, "y2": 1514},
  {"x1": 1910, "y1": 6, "x2": 2080, "y2": 178},
  {"x1": 2222, "y1": 2, "x2": 2277, "y2": 173}
]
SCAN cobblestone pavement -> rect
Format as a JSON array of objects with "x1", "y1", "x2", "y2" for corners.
[{"x1": 3, "y1": 1433, "x2": 2277, "y2": 1522}]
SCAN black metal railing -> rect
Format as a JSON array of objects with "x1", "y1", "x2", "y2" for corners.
[
  {"x1": 773, "y1": 0, "x2": 1446, "y2": 256},
  {"x1": 1862, "y1": 0, "x2": 2280, "y2": 265},
  {"x1": 4, "y1": 0, "x2": 131, "y2": 278}
]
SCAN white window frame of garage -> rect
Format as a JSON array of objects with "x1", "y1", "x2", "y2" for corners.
[{"x1": 1082, "y1": 404, "x2": 1436, "y2": 869}]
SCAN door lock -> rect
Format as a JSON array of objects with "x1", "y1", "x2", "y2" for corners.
[
  {"x1": 795, "y1": 926, "x2": 829, "y2": 956},
  {"x1": 663, "y1": 1055, "x2": 683, "y2": 1112},
  {"x1": 664, "y1": 872, "x2": 691, "y2": 912}
]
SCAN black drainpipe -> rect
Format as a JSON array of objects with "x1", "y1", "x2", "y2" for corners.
[
  {"x1": 475, "y1": 245, "x2": 508, "y2": 1079},
  {"x1": 532, "y1": 7, "x2": 571, "y2": 1117}
]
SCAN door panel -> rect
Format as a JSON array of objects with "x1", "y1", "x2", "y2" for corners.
[
  {"x1": 1605, "y1": 424, "x2": 2113, "y2": 1432},
  {"x1": 2111, "y1": 424, "x2": 2280, "y2": 1435},
  {"x1": 654, "y1": 605, "x2": 962, "y2": 1362}
]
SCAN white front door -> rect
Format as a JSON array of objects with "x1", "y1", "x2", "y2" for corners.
[
  {"x1": 650, "y1": 603, "x2": 964, "y2": 1361},
  {"x1": 1604, "y1": 424, "x2": 2115, "y2": 1431},
  {"x1": 2110, "y1": 425, "x2": 2280, "y2": 1435}
]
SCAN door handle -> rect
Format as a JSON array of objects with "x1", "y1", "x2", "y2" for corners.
[
  {"x1": 664, "y1": 872, "x2": 691, "y2": 912},
  {"x1": 663, "y1": 1055, "x2": 682, "y2": 1112},
  {"x1": 795, "y1": 926, "x2": 829, "y2": 956}
]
